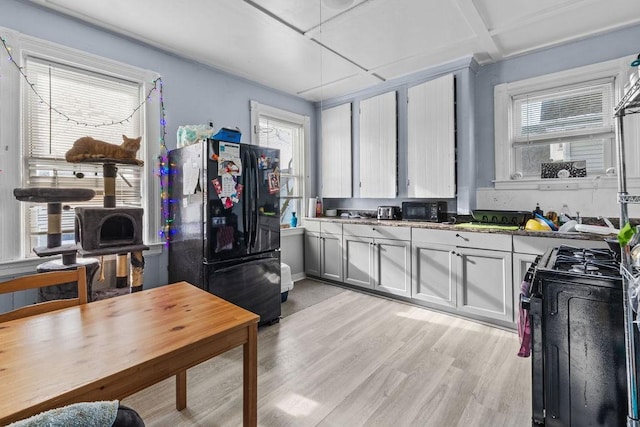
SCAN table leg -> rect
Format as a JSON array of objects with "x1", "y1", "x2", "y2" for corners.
[
  {"x1": 176, "y1": 370, "x2": 187, "y2": 411},
  {"x1": 243, "y1": 323, "x2": 257, "y2": 427}
]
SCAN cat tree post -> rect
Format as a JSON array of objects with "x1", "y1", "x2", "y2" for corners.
[
  {"x1": 12, "y1": 187, "x2": 100, "y2": 301},
  {"x1": 116, "y1": 253, "x2": 128, "y2": 288},
  {"x1": 130, "y1": 250, "x2": 144, "y2": 293},
  {"x1": 103, "y1": 162, "x2": 117, "y2": 208}
]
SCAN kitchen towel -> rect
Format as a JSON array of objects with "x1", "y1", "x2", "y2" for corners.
[{"x1": 517, "y1": 278, "x2": 532, "y2": 357}]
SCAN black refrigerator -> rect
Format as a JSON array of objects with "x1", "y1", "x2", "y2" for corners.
[{"x1": 168, "y1": 139, "x2": 281, "y2": 325}]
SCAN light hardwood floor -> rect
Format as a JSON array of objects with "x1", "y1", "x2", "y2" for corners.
[{"x1": 123, "y1": 285, "x2": 531, "y2": 426}]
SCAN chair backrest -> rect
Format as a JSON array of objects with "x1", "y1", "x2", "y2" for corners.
[{"x1": 0, "y1": 266, "x2": 87, "y2": 322}]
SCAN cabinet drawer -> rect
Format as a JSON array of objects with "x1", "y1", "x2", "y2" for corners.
[
  {"x1": 412, "y1": 228, "x2": 511, "y2": 251},
  {"x1": 321, "y1": 221, "x2": 343, "y2": 235},
  {"x1": 304, "y1": 219, "x2": 321, "y2": 232},
  {"x1": 454, "y1": 231, "x2": 512, "y2": 251},
  {"x1": 513, "y1": 235, "x2": 607, "y2": 255},
  {"x1": 343, "y1": 224, "x2": 410, "y2": 240}
]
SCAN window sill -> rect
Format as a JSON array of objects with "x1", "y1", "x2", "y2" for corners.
[
  {"x1": 0, "y1": 242, "x2": 165, "y2": 277},
  {"x1": 493, "y1": 176, "x2": 626, "y2": 191}
]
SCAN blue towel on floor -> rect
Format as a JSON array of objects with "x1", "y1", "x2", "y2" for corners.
[{"x1": 8, "y1": 400, "x2": 119, "y2": 427}]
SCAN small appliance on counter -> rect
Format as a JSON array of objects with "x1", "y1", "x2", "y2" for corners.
[
  {"x1": 402, "y1": 201, "x2": 447, "y2": 222},
  {"x1": 377, "y1": 206, "x2": 400, "y2": 220}
]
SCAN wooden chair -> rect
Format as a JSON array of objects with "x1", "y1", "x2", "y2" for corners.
[{"x1": 0, "y1": 266, "x2": 87, "y2": 322}]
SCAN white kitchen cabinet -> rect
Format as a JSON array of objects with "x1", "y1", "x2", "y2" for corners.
[
  {"x1": 454, "y1": 247, "x2": 513, "y2": 323},
  {"x1": 343, "y1": 224, "x2": 411, "y2": 297},
  {"x1": 320, "y1": 232, "x2": 343, "y2": 282},
  {"x1": 359, "y1": 91, "x2": 397, "y2": 198},
  {"x1": 412, "y1": 228, "x2": 513, "y2": 324},
  {"x1": 305, "y1": 222, "x2": 343, "y2": 282},
  {"x1": 375, "y1": 237, "x2": 411, "y2": 297},
  {"x1": 407, "y1": 74, "x2": 455, "y2": 198},
  {"x1": 343, "y1": 234, "x2": 374, "y2": 289},
  {"x1": 412, "y1": 240, "x2": 456, "y2": 308},
  {"x1": 304, "y1": 231, "x2": 321, "y2": 277},
  {"x1": 321, "y1": 103, "x2": 352, "y2": 198}
]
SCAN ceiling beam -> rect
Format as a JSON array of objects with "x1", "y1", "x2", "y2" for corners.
[{"x1": 454, "y1": 0, "x2": 502, "y2": 62}]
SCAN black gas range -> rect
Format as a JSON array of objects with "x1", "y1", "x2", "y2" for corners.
[{"x1": 528, "y1": 245, "x2": 637, "y2": 426}]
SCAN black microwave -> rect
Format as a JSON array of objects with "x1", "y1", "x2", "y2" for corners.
[{"x1": 402, "y1": 201, "x2": 448, "y2": 222}]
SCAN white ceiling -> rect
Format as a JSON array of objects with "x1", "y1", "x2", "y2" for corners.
[{"x1": 27, "y1": 0, "x2": 640, "y2": 102}]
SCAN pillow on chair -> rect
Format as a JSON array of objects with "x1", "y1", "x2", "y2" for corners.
[{"x1": 8, "y1": 400, "x2": 144, "y2": 427}]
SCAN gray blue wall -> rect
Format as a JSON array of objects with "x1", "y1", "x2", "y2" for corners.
[
  {"x1": 474, "y1": 24, "x2": 640, "y2": 187},
  {"x1": 3, "y1": 0, "x2": 640, "y2": 286},
  {"x1": 0, "y1": 0, "x2": 315, "y2": 288}
]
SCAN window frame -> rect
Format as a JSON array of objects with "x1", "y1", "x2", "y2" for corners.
[
  {"x1": 0, "y1": 27, "x2": 161, "y2": 262},
  {"x1": 494, "y1": 56, "x2": 634, "y2": 190},
  {"x1": 250, "y1": 100, "x2": 309, "y2": 227}
]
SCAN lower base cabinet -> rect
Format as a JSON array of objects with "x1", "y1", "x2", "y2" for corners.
[
  {"x1": 343, "y1": 235, "x2": 374, "y2": 289},
  {"x1": 320, "y1": 233, "x2": 343, "y2": 282},
  {"x1": 375, "y1": 238, "x2": 411, "y2": 297},
  {"x1": 342, "y1": 225, "x2": 411, "y2": 297},
  {"x1": 305, "y1": 220, "x2": 606, "y2": 329},
  {"x1": 412, "y1": 229, "x2": 513, "y2": 325},
  {"x1": 412, "y1": 241, "x2": 456, "y2": 308},
  {"x1": 455, "y1": 247, "x2": 513, "y2": 323},
  {"x1": 304, "y1": 231, "x2": 321, "y2": 277},
  {"x1": 304, "y1": 222, "x2": 343, "y2": 282}
]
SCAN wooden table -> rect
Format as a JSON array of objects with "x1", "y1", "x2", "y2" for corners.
[{"x1": 0, "y1": 281, "x2": 259, "y2": 426}]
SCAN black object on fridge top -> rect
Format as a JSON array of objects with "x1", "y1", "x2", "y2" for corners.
[{"x1": 168, "y1": 139, "x2": 281, "y2": 326}]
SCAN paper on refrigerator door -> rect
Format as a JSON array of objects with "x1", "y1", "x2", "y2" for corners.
[
  {"x1": 182, "y1": 162, "x2": 200, "y2": 195},
  {"x1": 217, "y1": 142, "x2": 242, "y2": 176}
]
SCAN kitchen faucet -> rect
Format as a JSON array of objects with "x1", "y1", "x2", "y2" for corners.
[{"x1": 598, "y1": 216, "x2": 615, "y2": 229}]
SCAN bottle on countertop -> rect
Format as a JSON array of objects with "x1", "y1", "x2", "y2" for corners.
[
  {"x1": 533, "y1": 203, "x2": 544, "y2": 217},
  {"x1": 315, "y1": 197, "x2": 323, "y2": 217},
  {"x1": 290, "y1": 212, "x2": 297, "y2": 228},
  {"x1": 559, "y1": 204, "x2": 572, "y2": 225}
]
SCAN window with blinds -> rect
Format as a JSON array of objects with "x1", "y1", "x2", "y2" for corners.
[
  {"x1": 257, "y1": 116, "x2": 303, "y2": 225},
  {"x1": 511, "y1": 78, "x2": 614, "y2": 178},
  {"x1": 24, "y1": 57, "x2": 143, "y2": 251}
]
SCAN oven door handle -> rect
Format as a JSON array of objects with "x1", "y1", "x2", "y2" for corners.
[{"x1": 529, "y1": 295, "x2": 545, "y2": 424}]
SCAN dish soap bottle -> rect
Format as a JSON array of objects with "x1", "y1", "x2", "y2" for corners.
[
  {"x1": 533, "y1": 203, "x2": 544, "y2": 217},
  {"x1": 559, "y1": 204, "x2": 572, "y2": 225},
  {"x1": 289, "y1": 212, "x2": 297, "y2": 228}
]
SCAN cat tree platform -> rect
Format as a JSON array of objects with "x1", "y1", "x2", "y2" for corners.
[{"x1": 13, "y1": 187, "x2": 96, "y2": 264}]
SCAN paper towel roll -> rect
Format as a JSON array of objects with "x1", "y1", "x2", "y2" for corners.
[{"x1": 308, "y1": 198, "x2": 316, "y2": 218}]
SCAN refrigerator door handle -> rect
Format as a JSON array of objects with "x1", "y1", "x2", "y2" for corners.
[
  {"x1": 242, "y1": 149, "x2": 251, "y2": 248},
  {"x1": 250, "y1": 150, "x2": 259, "y2": 249}
]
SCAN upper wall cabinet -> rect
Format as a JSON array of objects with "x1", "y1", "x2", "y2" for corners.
[
  {"x1": 321, "y1": 103, "x2": 352, "y2": 198},
  {"x1": 359, "y1": 91, "x2": 397, "y2": 198},
  {"x1": 407, "y1": 74, "x2": 455, "y2": 198}
]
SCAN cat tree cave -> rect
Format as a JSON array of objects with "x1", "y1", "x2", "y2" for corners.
[{"x1": 74, "y1": 158, "x2": 149, "y2": 297}]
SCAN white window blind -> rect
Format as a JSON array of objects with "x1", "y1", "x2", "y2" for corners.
[
  {"x1": 511, "y1": 78, "x2": 614, "y2": 178},
  {"x1": 25, "y1": 57, "x2": 143, "y2": 251},
  {"x1": 257, "y1": 116, "x2": 302, "y2": 225}
]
